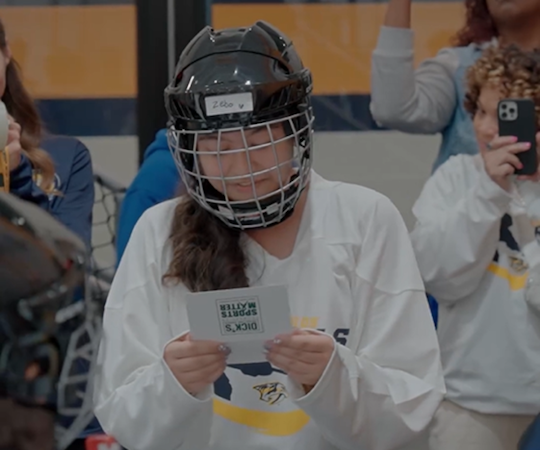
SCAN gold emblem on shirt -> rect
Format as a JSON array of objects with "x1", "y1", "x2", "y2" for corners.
[
  {"x1": 509, "y1": 256, "x2": 529, "y2": 274},
  {"x1": 253, "y1": 382, "x2": 288, "y2": 405}
]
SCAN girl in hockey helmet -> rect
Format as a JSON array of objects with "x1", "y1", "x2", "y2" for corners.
[{"x1": 94, "y1": 20, "x2": 445, "y2": 450}]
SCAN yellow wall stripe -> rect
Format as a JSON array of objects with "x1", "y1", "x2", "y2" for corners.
[
  {"x1": 0, "y1": 3, "x2": 465, "y2": 98},
  {"x1": 0, "y1": 6, "x2": 136, "y2": 99},
  {"x1": 213, "y1": 3, "x2": 465, "y2": 95}
]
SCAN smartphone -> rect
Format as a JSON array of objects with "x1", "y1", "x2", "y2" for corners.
[{"x1": 498, "y1": 98, "x2": 538, "y2": 175}]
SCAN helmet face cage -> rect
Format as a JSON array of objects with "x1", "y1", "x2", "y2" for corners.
[
  {"x1": 168, "y1": 107, "x2": 314, "y2": 230},
  {"x1": 0, "y1": 193, "x2": 99, "y2": 450},
  {"x1": 0, "y1": 265, "x2": 98, "y2": 450},
  {"x1": 0, "y1": 265, "x2": 97, "y2": 450},
  {"x1": 55, "y1": 301, "x2": 101, "y2": 450},
  {"x1": 164, "y1": 19, "x2": 315, "y2": 230}
]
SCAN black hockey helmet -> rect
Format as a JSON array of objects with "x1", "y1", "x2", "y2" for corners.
[
  {"x1": 0, "y1": 192, "x2": 86, "y2": 408},
  {"x1": 165, "y1": 21, "x2": 314, "y2": 229}
]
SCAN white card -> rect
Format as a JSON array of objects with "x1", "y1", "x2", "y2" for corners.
[
  {"x1": 185, "y1": 285, "x2": 292, "y2": 364},
  {"x1": 204, "y1": 92, "x2": 254, "y2": 117}
]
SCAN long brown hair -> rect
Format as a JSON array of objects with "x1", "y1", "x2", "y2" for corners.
[
  {"x1": 0, "y1": 18, "x2": 55, "y2": 192},
  {"x1": 453, "y1": 0, "x2": 498, "y2": 47},
  {"x1": 162, "y1": 194, "x2": 249, "y2": 292}
]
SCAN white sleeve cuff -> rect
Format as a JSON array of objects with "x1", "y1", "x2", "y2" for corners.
[
  {"x1": 374, "y1": 26, "x2": 414, "y2": 56},
  {"x1": 282, "y1": 329, "x2": 337, "y2": 401},
  {"x1": 285, "y1": 345, "x2": 339, "y2": 402}
]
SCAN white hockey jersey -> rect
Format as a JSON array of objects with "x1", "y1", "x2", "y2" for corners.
[
  {"x1": 411, "y1": 154, "x2": 540, "y2": 415},
  {"x1": 94, "y1": 172, "x2": 445, "y2": 450}
]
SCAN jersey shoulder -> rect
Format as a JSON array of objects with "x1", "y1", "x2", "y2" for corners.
[
  {"x1": 310, "y1": 173, "x2": 404, "y2": 243},
  {"x1": 133, "y1": 198, "x2": 179, "y2": 251}
]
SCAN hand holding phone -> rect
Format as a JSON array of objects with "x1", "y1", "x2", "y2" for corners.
[
  {"x1": 498, "y1": 99, "x2": 538, "y2": 176},
  {"x1": 482, "y1": 135, "x2": 532, "y2": 191}
]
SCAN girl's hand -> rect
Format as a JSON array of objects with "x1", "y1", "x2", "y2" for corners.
[
  {"x1": 515, "y1": 132, "x2": 540, "y2": 183},
  {"x1": 483, "y1": 135, "x2": 530, "y2": 190},
  {"x1": 265, "y1": 329, "x2": 334, "y2": 391},
  {"x1": 164, "y1": 333, "x2": 229, "y2": 396}
]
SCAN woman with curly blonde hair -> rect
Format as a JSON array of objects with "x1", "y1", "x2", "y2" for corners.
[{"x1": 410, "y1": 44, "x2": 540, "y2": 450}]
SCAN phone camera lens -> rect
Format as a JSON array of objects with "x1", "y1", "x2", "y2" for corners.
[
  {"x1": 509, "y1": 108, "x2": 516, "y2": 114},
  {"x1": 501, "y1": 112, "x2": 508, "y2": 119},
  {"x1": 501, "y1": 103, "x2": 508, "y2": 110}
]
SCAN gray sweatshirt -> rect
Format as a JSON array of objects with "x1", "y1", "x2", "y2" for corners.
[{"x1": 370, "y1": 26, "x2": 461, "y2": 134}]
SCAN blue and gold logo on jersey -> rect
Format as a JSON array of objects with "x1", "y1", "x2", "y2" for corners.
[
  {"x1": 32, "y1": 170, "x2": 61, "y2": 200},
  {"x1": 489, "y1": 214, "x2": 529, "y2": 289},
  {"x1": 212, "y1": 316, "x2": 350, "y2": 437},
  {"x1": 213, "y1": 362, "x2": 311, "y2": 436},
  {"x1": 253, "y1": 382, "x2": 287, "y2": 405}
]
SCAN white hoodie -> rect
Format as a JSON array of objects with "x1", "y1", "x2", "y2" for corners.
[
  {"x1": 411, "y1": 154, "x2": 540, "y2": 415},
  {"x1": 93, "y1": 172, "x2": 445, "y2": 450}
]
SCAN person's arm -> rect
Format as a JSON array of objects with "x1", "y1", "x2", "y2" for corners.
[
  {"x1": 410, "y1": 156, "x2": 512, "y2": 303},
  {"x1": 370, "y1": 0, "x2": 459, "y2": 134},
  {"x1": 50, "y1": 140, "x2": 94, "y2": 249},
  {"x1": 286, "y1": 195, "x2": 446, "y2": 450},
  {"x1": 116, "y1": 151, "x2": 181, "y2": 264},
  {"x1": 93, "y1": 212, "x2": 213, "y2": 450},
  {"x1": 9, "y1": 154, "x2": 49, "y2": 209},
  {"x1": 116, "y1": 189, "x2": 160, "y2": 264},
  {"x1": 383, "y1": 0, "x2": 411, "y2": 28}
]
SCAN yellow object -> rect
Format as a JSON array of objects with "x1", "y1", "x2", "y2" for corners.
[
  {"x1": 487, "y1": 262, "x2": 528, "y2": 291},
  {"x1": 0, "y1": 2, "x2": 464, "y2": 98},
  {"x1": 0, "y1": 147, "x2": 8, "y2": 193}
]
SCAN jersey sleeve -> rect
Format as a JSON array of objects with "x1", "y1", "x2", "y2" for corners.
[
  {"x1": 286, "y1": 195, "x2": 446, "y2": 450},
  {"x1": 93, "y1": 211, "x2": 213, "y2": 450},
  {"x1": 410, "y1": 156, "x2": 512, "y2": 303},
  {"x1": 9, "y1": 154, "x2": 49, "y2": 210},
  {"x1": 49, "y1": 140, "x2": 94, "y2": 249}
]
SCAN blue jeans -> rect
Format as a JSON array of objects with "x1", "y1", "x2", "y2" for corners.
[{"x1": 519, "y1": 413, "x2": 540, "y2": 450}]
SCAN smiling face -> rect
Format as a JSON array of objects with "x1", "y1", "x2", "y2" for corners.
[{"x1": 196, "y1": 123, "x2": 296, "y2": 202}]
